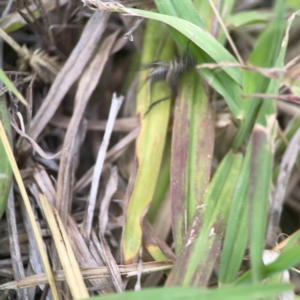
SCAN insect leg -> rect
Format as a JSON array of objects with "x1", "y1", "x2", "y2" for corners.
[{"x1": 143, "y1": 96, "x2": 172, "y2": 117}]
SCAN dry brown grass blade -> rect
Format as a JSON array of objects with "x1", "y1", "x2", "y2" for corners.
[
  {"x1": 0, "y1": 28, "x2": 60, "y2": 83},
  {"x1": 50, "y1": 115, "x2": 139, "y2": 132},
  {"x1": 10, "y1": 116, "x2": 62, "y2": 159},
  {"x1": 32, "y1": 166, "x2": 115, "y2": 293},
  {"x1": 96, "y1": 166, "x2": 123, "y2": 291},
  {"x1": 0, "y1": 0, "x2": 69, "y2": 31},
  {"x1": 277, "y1": 101, "x2": 300, "y2": 116},
  {"x1": 82, "y1": 94, "x2": 124, "y2": 241},
  {"x1": 6, "y1": 188, "x2": 29, "y2": 300},
  {"x1": 92, "y1": 231, "x2": 124, "y2": 292},
  {"x1": 19, "y1": 10, "x2": 110, "y2": 155},
  {"x1": 267, "y1": 127, "x2": 300, "y2": 245},
  {"x1": 39, "y1": 194, "x2": 89, "y2": 299},
  {"x1": 33, "y1": 165, "x2": 56, "y2": 203},
  {"x1": 33, "y1": 166, "x2": 116, "y2": 292},
  {"x1": 0, "y1": 120, "x2": 59, "y2": 299},
  {"x1": 67, "y1": 218, "x2": 115, "y2": 293},
  {"x1": 0, "y1": 261, "x2": 173, "y2": 290},
  {"x1": 99, "y1": 166, "x2": 118, "y2": 235},
  {"x1": 56, "y1": 29, "x2": 120, "y2": 226}
]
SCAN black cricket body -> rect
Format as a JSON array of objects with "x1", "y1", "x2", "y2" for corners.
[{"x1": 143, "y1": 45, "x2": 195, "y2": 116}]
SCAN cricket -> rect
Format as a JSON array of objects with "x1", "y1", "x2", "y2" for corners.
[{"x1": 143, "y1": 44, "x2": 196, "y2": 116}]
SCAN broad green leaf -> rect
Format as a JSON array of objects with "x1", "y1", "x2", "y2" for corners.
[{"x1": 85, "y1": 283, "x2": 292, "y2": 300}]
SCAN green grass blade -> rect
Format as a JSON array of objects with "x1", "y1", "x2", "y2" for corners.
[
  {"x1": 194, "y1": 0, "x2": 235, "y2": 43},
  {"x1": 248, "y1": 87, "x2": 277, "y2": 284},
  {"x1": 129, "y1": 8, "x2": 242, "y2": 85},
  {"x1": 281, "y1": 229, "x2": 300, "y2": 253},
  {"x1": 232, "y1": 0, "x2": 286, "y2": 148},
  {"x1": 122, "y1": 20, "x2": 174, "y2": 264},
  {"x1": 170, "y1": 70, "x2": 214, "y2": 253},
  {"x1": 109, "y1": 4, "x2": 243, "y2": 119},
  {"x1": 228, "y1": 11, "x2": 272, "y2": 29},
  {"x1": 264, "y1": 245, "x2": 300, "y2": 276},
  {"x1": 0, "y1": 97, "x2": 12, "y2": 219},
  {"x1": 248, "y1": 121, "x2": 275, "y2": 283},
  {"x1": 146, "y1": 133, "x2": 171, "y2": 224},
  {"x1": 167, "y1": 151, "x2": 243, "y2": 286},
  {"x1": 134, "y1": 4, "x2": 243, "y2": 120},
  {"x1": 0, "y1": 69, "x2": 27, "y2": 106},
  {"x1": 85, "y1": 283, "x2": 292, "y2": 300},
  {"x1": 154, "y1": 0, "x2": 204, "y2": 28},
  {"x1": 218, "y1": 147, "x2": 250, "y2": 285},
  {"x1": 247, "y1": 4, "x2": 295, "y2": 282},
  {"x1": 237, "y1": 245, "x2": 300, "y2": 284}
]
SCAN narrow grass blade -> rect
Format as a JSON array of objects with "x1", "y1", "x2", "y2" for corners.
[
  {"x1": 218, "y1": 147, "x2": 250, "y2": 284},
  {"x1": 0, "y1": 69, "x2": 27, "y2": 105},
  {"x1": 167, "y1": 151, "x2": 243, "y2": 286},
  {"x1": 149, "y1": 2, "x2": 243, "y2": 120},
  {"x1": 92, "y1": 2, "x2": 243, "y2": 119},
  {"x1": 232, "y1": 0, "x2": 286, "y2": 148},
  {"x1": 122, "y1": 20, "x2": 173, "y2": 264},
  {"x1": 39, "y1": 194, "x2": 89, "y2": 299},
  {"x1": 84, "y1": 283, "x2": 292, "y2": 300},
  {"x1": 146, "y1": 133, "x2": 171, "y2": 223},
  {"x1": 248, "y1": 4, "x2": 294, "y2": 283},
  {"x1": 194, "y1": 0, "x2": 235, "y2": 43},
  {"x1": 154, "y1": 0, "x2": 204, "y2": 28},
  {"x1": 276, "y1": 116, "x2": 300, "y2": 159},
  {"x1": 248, "y1": 84, "x2": 278, "y2": 284},
  {"x1": 248, "y1": 120, "x2": 275, "y2": 283},
  {"x1": 0, "y1": 97, "x2": 12, "y2": 219},
  {"x1": 0, "y1": 0, "x2": 68, "y2": 33},
  {"x1": 171, "y1": 70, "x2": 214, "y2": 253},
  {"x1": 236, "y1": 245, "x2": 300, "y2": 284},
  {"x1": 0, "y1": 120, "x2": 59, "y2": 299},
  {"x1": 130, "y1": 8, "x2": 241, "y2": 85},
  {"x1": 228, "y1": 11, "x2": 273, "y2": 29}
]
